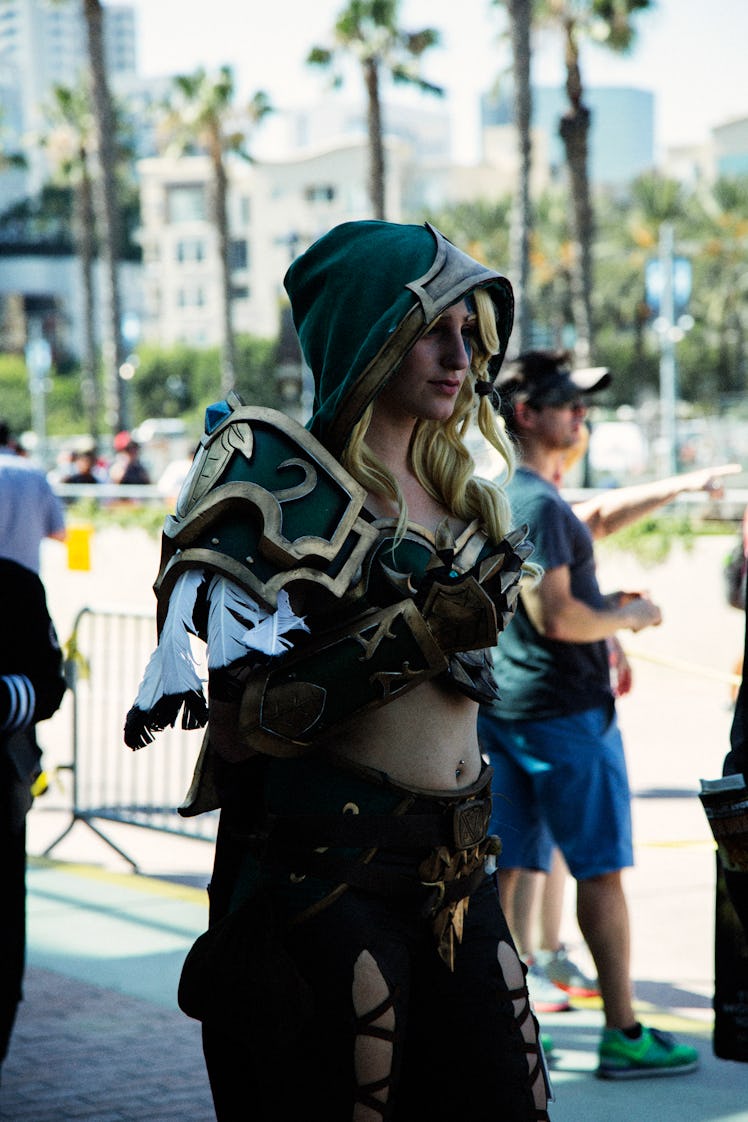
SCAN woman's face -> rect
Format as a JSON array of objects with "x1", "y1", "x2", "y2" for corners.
[{"x1": 373, "y1": 299, "x2": 476, "y2": 427}]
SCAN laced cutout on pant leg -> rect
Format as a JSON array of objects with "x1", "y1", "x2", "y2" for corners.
[
  {"x1": 351, "y1": 950, "x2": 397, "y2": 1121},
  {"x1": 497, "y1": 940, "x2": 551, "y2": 1120}
]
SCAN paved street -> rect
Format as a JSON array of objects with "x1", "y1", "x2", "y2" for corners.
[{"x1": 1, "y1": 526, "x2": 745, "y2": 1120}]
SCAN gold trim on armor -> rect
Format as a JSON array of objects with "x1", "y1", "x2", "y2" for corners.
[
  {"x1": 157, "y1": 406, "x2": 379, "y2": 612},
  {"x1": 407, "y1": 224, "x2": 508, "y2": 324}
]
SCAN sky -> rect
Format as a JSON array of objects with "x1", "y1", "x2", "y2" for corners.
[{"x1": 122, "y1": 0, "x2": 748, "y2": 164}]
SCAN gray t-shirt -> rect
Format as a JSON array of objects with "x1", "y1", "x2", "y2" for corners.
[
  {"x1": 0, "y1": 451, "x2": 65, "y2": 573},
  {"x1": 491, "y1": 466, "x2": 612, "y2": 720}
]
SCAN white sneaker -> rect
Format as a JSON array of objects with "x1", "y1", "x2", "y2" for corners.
[
  {"x1": 534, "y1": 945, "x2": 600, "y2": 998},
  {"x1": 524, "y1": 960, "x2": 572, "y2": 1013}
]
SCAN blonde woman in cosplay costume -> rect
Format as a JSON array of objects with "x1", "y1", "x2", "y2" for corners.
[{"x1": 125, "y1": 221, "x2": 551, "y2": 1122}]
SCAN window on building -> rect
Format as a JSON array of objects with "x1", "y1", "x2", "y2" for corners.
[
  {"x1": 240, "y1": 196, "x2": 251, "y2": 225},
  {"x1": 228, "y1": 239, "x2": 248, "y2": 271},
  {"x1": 231, "y1": 285, "x2": 250, "y2": 301},
  {"x1": 176, "y1": 286, "x2": 206, "y2": 309},
  {"x1": 176, "y1": 238, "x2": 205, "y2": 263},
  {"x1": 167, "y1": 184, "x2": 207, "y2": 223},
  {"x1": 304, "y1": 184, "x2": 336, "y2": 203}
]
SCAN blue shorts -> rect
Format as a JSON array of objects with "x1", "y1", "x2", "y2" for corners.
[{"x1": 477, "y1": 704, "x2": 633, "y2": 880}]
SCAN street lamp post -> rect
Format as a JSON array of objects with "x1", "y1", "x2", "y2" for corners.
[
  {"x1": 658, "y1": 223, "x2": 678, "y2": 476},
  {"x1": 25, "y1": 334, "x2": 52, "y2": 467},
  {"x1": 646, "y1": 224, "x2": 694, "y2": 477}
]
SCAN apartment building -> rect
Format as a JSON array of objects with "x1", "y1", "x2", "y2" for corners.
[
  {"x1": 136, "y1": 135, "x2": 411, "y2": 346},
  {"x1": 0, "y1": 0, "x2": 136, "y2": 210}
]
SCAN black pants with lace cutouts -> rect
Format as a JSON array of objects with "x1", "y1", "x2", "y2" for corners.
[{"x1": 201, "y1": 871, "x2": 549, "y2": 1121}]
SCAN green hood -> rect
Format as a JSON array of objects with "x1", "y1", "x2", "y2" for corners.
[{"x1": 283, "y1": 220, "x2": 513, "y2": 459}]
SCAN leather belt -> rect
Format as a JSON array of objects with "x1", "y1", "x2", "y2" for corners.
[{"x1": 259, "y1": 794, "x2": 492, "y2": 852}]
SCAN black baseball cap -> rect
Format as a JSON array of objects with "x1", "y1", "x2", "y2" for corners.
[{"x1": 496, "y1": 350, "x2": 611, "y2": 409}]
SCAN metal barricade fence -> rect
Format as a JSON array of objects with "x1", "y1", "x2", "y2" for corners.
[{"x1": 44, "y1": 605, "x2": 217, "y2": 869}]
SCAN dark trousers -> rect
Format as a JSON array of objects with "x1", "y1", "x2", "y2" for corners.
[
  {"x1": 0, "y1": 817, "x2": 26, "y2": 1065},
  {"x1": 714, "y1": 856, "x2": 748, "y2": 1062},
  {"x1": 202, "y1": 875, "x2": 540, "y2": 1122}
]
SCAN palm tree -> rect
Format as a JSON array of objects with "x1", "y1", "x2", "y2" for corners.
[
  {"x1": 0, "y1": 108, "x2": 27, "y2": 175},
  {"x1": 40, "y1": 83, "x2": 99, "y2": 437},
  {"x1": 82, "y1": 0, "x2": 127, "y2": 430},
  {"x1": 500, "y1": 0, "x2": 534, "y2": 351},
  {"x1": 159, "y1": 66, "x2": 271, "y2": 396},
  {"x1": 537, "y1": 0, "x2": 653, "y2": 361},
  {"x1": 527, "y1": 185, "x2": 577, "y2": 346},
  {"x1": 308, "y1": 0, "x2": 442, "y2": 220},
  {"x1": 687, "y1": 177, "x2": 748, "y2": 399}
]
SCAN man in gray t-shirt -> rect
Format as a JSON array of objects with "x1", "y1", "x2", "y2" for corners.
[
  {"x1": 480, "y1": 350, "x2": 733, "y2": 1080},
  {"x1": 0, "y1": 423, "x2": 65, "y2": 574}
]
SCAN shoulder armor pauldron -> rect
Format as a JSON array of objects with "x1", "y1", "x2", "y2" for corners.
[{"x1": 155, "y1": 397, "x2": 378, "y2": 614}]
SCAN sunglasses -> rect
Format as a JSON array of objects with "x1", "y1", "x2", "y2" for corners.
[
  {"x1": 549, "y1": 397, "x2": 586, "y2": 413},
  {"x1": 530, "y1": 396, "x2": 587, "y2": 413}
]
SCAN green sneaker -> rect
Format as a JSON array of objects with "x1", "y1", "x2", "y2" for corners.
[{"x1": 597, "y1": 1025, "x2": 699, "y2": 1079}]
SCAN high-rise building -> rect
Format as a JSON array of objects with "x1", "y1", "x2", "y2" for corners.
[
  {"x1": 481, "y1": 83, "x2": 655, "y2": 187},
  {"x1": 713, "y1": 117, "x2": 748, "y2": 179},
  {"x1": 0, "y1": 0, "x2": 137, "y2": 209}
]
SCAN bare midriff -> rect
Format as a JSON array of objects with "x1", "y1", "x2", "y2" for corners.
[{"x1": 326, "y1": 677, "x2": 483, "y2": 792}]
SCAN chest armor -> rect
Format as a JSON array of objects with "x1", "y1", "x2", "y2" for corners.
[
  {"x1": 345, "y1": 517, "x2": 525, "y2": 705},
  {"x1": 152, "y1": 398, "x2": 530, "y2": 755}
]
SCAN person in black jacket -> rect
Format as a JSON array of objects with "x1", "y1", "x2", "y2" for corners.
[
  {"x1": 0, "y1": 560, "x2": 66, "y2": 1073},
  {"x1": 713, "y1": 559, "x2": 748, "y2": 1062}
]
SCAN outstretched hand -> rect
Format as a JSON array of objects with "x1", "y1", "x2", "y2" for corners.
[{"x1": 678, "y1": 463, "x2": 741, "y2": 498}]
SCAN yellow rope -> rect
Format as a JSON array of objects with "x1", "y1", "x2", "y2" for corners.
[{"x1": 622, "y1": 645, "x2": 742, "y2": 688}]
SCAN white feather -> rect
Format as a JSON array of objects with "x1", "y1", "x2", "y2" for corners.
[
  {"x1": 206, "y1": 577, "x2": 308, "y2": 667},
  {"x1": 132, "y1": 569, "x2": 205, "y2": 708},
  {"x1": 206, "y1": 575, "x2": 268, "y2": 669},
  {"x1": 130, "y1": 643, "x2": 166, "y2": 712},
  {"x1": 246, "y1": 589, "x2": 309, "y2": 655}
]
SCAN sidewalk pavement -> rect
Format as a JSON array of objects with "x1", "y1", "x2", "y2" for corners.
[{"x1": 1, "y1": 860, "x2": 214, "y2": 1122}]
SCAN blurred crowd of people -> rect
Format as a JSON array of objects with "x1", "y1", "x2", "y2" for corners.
[{"x1": 51, "y1": 430, "x2": 151, "y2": 488}]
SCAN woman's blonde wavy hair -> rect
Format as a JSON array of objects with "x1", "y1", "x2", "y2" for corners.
[{"x1": 341, "y1": 288, "x2": 519, "y2": 547}]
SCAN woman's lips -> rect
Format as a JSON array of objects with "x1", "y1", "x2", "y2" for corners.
[{"x1": 431, "y1": 379, "x2": 461, "y2": 395}]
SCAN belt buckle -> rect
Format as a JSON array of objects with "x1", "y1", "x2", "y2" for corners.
[{"x1": 452, "y1": 796, "x2": 490, "y2": 849}]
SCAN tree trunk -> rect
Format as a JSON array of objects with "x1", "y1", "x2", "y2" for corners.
[
  {"x1": 364, "y1": 57, "x2": 386, "y2": 220},
  {"x1": 211, "y1": 141, "x2": 237, "y2": 396},
  {"x1": 76, "y1": 153, "x2": 99, "y2": 438},
  {"x1": 82, "y1": 0, "x2": 126, "y2": 431},
  {"x1": 508, "y1": 0, "x2": 533, "y2": 352},
  {"x1": 558, "y1": 17, "x2": 593, "y2": 362}
]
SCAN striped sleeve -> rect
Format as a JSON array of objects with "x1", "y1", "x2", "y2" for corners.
[{"x1": 0, "y1": 674, "x2": 37, "y2": 731}]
